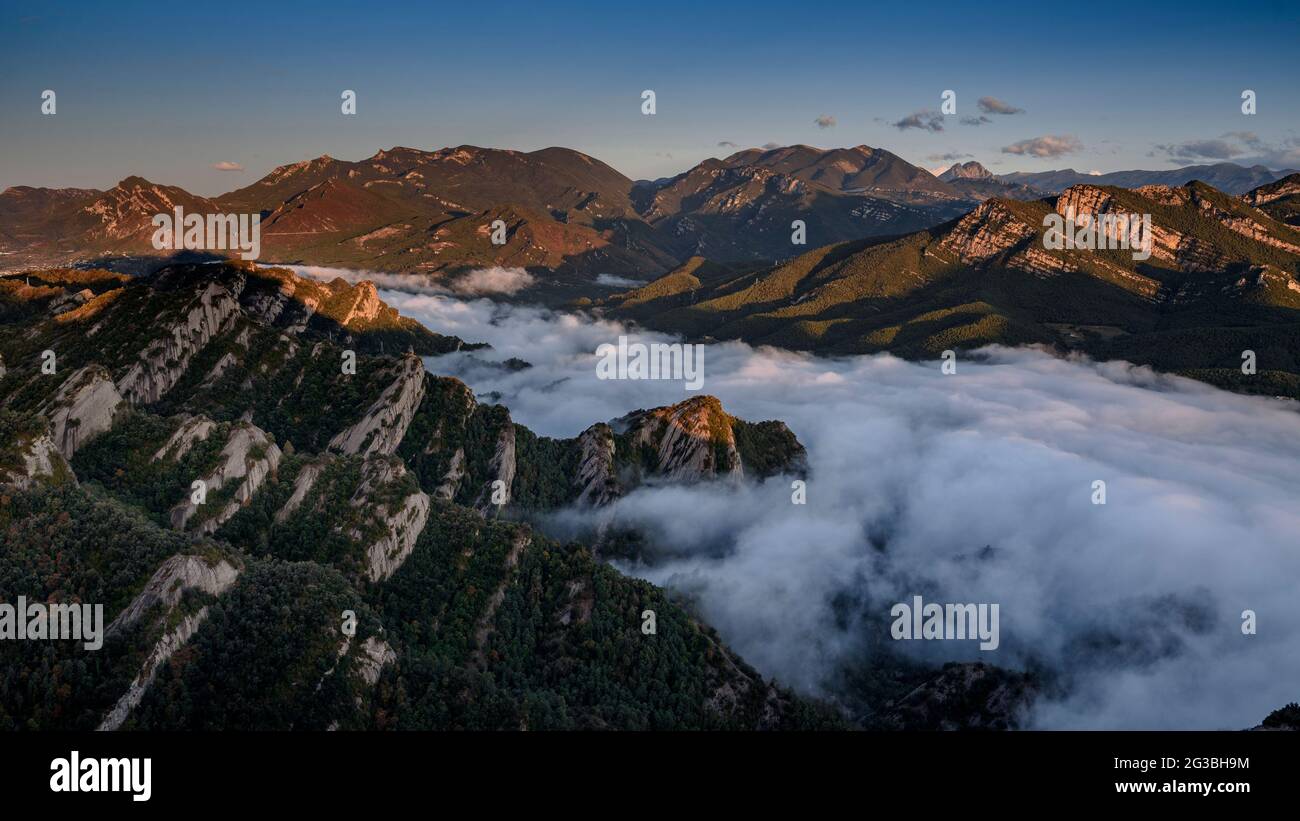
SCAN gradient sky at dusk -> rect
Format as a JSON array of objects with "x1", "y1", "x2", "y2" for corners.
[{"x1": 2, "y1": 0, "x2": 1298, "y2": 195}]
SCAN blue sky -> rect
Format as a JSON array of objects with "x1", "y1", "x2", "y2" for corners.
[{"x1": 2, "y1": 0, "x2": 1298, "y2": 195}]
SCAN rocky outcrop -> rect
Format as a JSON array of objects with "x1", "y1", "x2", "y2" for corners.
[
  {"x1": 328, "y1": 353, "x2": 426, "y2": 457},
  {"x1": 106, "y1": 554, "x2": 241, "y2": 632},
  {"x1": 625, "y1": 395, "x2": 743, "y2": 481},
  {"x1": 473, "y1": 421, "x2": 517, "y2": 512},
  {"x1": 356, "y1": 636, "x2": 396, "y2": 687},
  {"x1": 42, "y1": 364, "x2": 123, "y2": 459},
  {"x1": 350, "y1": 457, "x2": 430, "y2": 582},
  {"x1": 336, "y1": 281, "x2": 383, "y2": 326},
  {"x1": 115, "y1": 279, "x2": 243, "y2": 405},
  {"x1": 433, "y1": 447, "x2": 465, "y2": 501},
  {"x1": 274, "y1": 455, "x2": 331, "y2": 523},
  {"x1": 939, "y1": 200, "x2": 1036, "y2": 263},
  {"x1": 98, "y1": 610, "x2": 211, "y2": 732},
  {"x1": 98, "y1": 554, "x2": 242, "y2": 732},
  {"x1": 574, "y1": 423, "x2": 620, "y2": 506},
  {"x1": 169, "y1": 422, "x2": 282, "y2": 534},
  {"x1": 1, "y1": 429, "x2": 72, "y2": 489},
  {"x1": 151, "y1": 414, "x2": 216, "y2": 462}
]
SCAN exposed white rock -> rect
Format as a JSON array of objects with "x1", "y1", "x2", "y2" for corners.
[
  {"x1": 151, "y1": 414, "x2": 216, "y2": 462},
  {"x1": 1, "y1": 431, "x2": 72, "y2": 489},
  {"x1": 98, "y1": 554, "x2": 241, "y2": 732},
  {"x1": 474, "y1": 421, "x2": 516, "y2": 512},
  {"x1": 42, "y1": 364, "x2": 123, "y2": 459},
  {"x1": 574, "y1": 423, "x2": 620, "y2": 506},
  {"x1": 115, "y1": 280, "x2": 242, "y2": 405},
  {"x1": 350, "y1": 457, "x2": 430, "y2": 582},
  {"x1": 631, "y1": 396, "x2": 743, "y2": 481},
  {"x1": 169, "y1": 422, "x2": 282, "y2": 534},
  {"x1": 97, "y1": 609, "x2": 209, "y2": 732},
  {"x1": 328, "y1": 353, "x2": 426, "y2": 457},
  {"x1": 107, "y1": 554, "x2": 241, "y2": 632},
  {"x1": 274, "y1": 455, "x2": 332, "y2": 523},
  {"x1": 433, "y1": 447, "x2": 465, "y2": 501},
  {"x1": 356, "y1": 636, "x2": 396, "y2": 686}
]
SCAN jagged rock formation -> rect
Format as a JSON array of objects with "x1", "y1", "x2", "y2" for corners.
[
  {"x1": 350, "y1": 457, "x2": 430, "y2": 582},
  {"x1": 328, "y1": 353, "x2": 426, "y2": 457},
  {"x1": 0, "y1": 260, "x2": 843, "y2": 733},
  {"x1": 98, "y1": 554, "x2": 242, "y2": 732},
  {"x1": 106, "y1": 554, "x2": 242, "y2": 632},
  {"x1": 151, "y1": 414, "x2": 216, "y2": 462},
  {"x1": 473, "y1": 421, "x2": 517, "y2": 513},
  {"x1": 622, "y1": 395, "x2": 744, "y2": 481},
  {"x1": 42, "y1": 364, "x2": 123, "y2": 458},
  {"x1": 116, "y1": 280, "x2": 242, "y2": 405},
  {"x1": 169, "y1": 422, "x2": 282, "y2": 533},
  {"x1": 573, "y1": 423, "x2": 620, "y2": 506},
  {"x1": 0, "y1": 422, "x2": 72, "y2": 489}
]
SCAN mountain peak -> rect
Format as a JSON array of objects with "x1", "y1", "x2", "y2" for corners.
[{"x1": 939, "y1": 161, "x2": 993, "y2": 182}]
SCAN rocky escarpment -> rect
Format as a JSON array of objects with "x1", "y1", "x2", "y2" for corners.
[
  {"x1": 0, "y1": 416, "x2": 72, "y2": 489},
  {"x1": 622, "y1": 395, "x2": 745, "y2": 481},
  {"x1": 151, "y1": 413, "x2": 216, "y2": 462},
  {"x1": 169, "y1": 422, "x2": 282, "y2": 534},
  {"x1": 106, "y1": 554, "x2": 242, "y2": 631},
  {"x1": 42, "y1": 364, "x2": 123, "y2": 459},
  {"x1": 939, "y1": 200, "x2": 1038, "y2": 264},
  {"x1": 116, "y1": 279, "x2": 243, "y2": 405},
  {"x1": 473, "y1": 421, "x2": 517, "y2": 513},
  {"x1": 349, "y1": 457, "x2": 430, "y2": 582},
  {"x1": 573, "y1": 423, "x2": 620, "y2": 506},
  {"x1": 328, "y1": 353, "x2": 426, "y2": 457},
  {"x1": 98, "y1": 554, "x2": 242, "y2": 732}
]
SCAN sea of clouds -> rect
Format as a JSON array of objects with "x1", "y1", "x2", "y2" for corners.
[{"x1": 294, "y1": 266, "x2": 1300, "y2": 729}]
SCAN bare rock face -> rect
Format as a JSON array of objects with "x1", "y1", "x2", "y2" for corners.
[
  {"x1": 1, "y1": 429, "x2": 73, "y2": 489},
  {"x1": 99, "y1": 554, "x2": 242, "y2": 732},
  {"x1": 169, "y1": 422, "x2": 282, "y2": 534},
  {"x1": 106, "y1": 554, "x2": 241, "y2": 632},
  {"x1": 356, "y1": 636, "x2": 396, "y2": 687},
  {"x1": 574, "y1": 423, "x2": 620, "y2": 506},
  {"x1": 328, "y1": 353, "x2": 426, "y2": 457},
  {"x1": 474, "y1": 421, "x2": 517, "y2": 513},
  {"x1": 98, "y1": 610, "x2": 211, "y2": 732},
  {"x1": 151, "y1": 414, "x2": 216, "y2": 462},
  {"x1": 336, "y1": 281, "x2": 383, "y2": 326},
  {"x1": 43, "y1": 364, "x2": 124, "y2": 459},
  {"x1": 433, "y1": 447, "x2": 465, "y2": 501},
  {"x1": 350, "y1": 457, "x2": 430, "y2": 582},
  {"x1": 940, "y1": 200, "x2": 1036, "y2": 263},
  {"x1": 627, "y1": 395, "x2": 743, "y2": 481},
  {"x1": 274, "y1": 455, "x2": 332, "y2": 523},
  {"x1": 116, "y1": 279, "x2": 243, "y2": 405}
]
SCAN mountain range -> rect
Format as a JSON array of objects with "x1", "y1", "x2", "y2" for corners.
[
  {"x1": 9, "y1": 144, "x2": 1291, "y2": 302},
  {"x1": 996, "y1": 163, "x2": 1296, "y2": 195},
  {"x1": 0, "y1": 261, "x2": 854, "y2": 730},
  {"x1": 599, "y1": 175, "x2": 1300, "y2": 400}
]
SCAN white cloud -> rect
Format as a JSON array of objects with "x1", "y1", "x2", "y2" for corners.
[
  {"x1": 379, "y1": 287, "x2": 1300, "y2": 730},
  {"x1": 1002, "y1": 135, "x2": 1083, "y2": 158}
]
